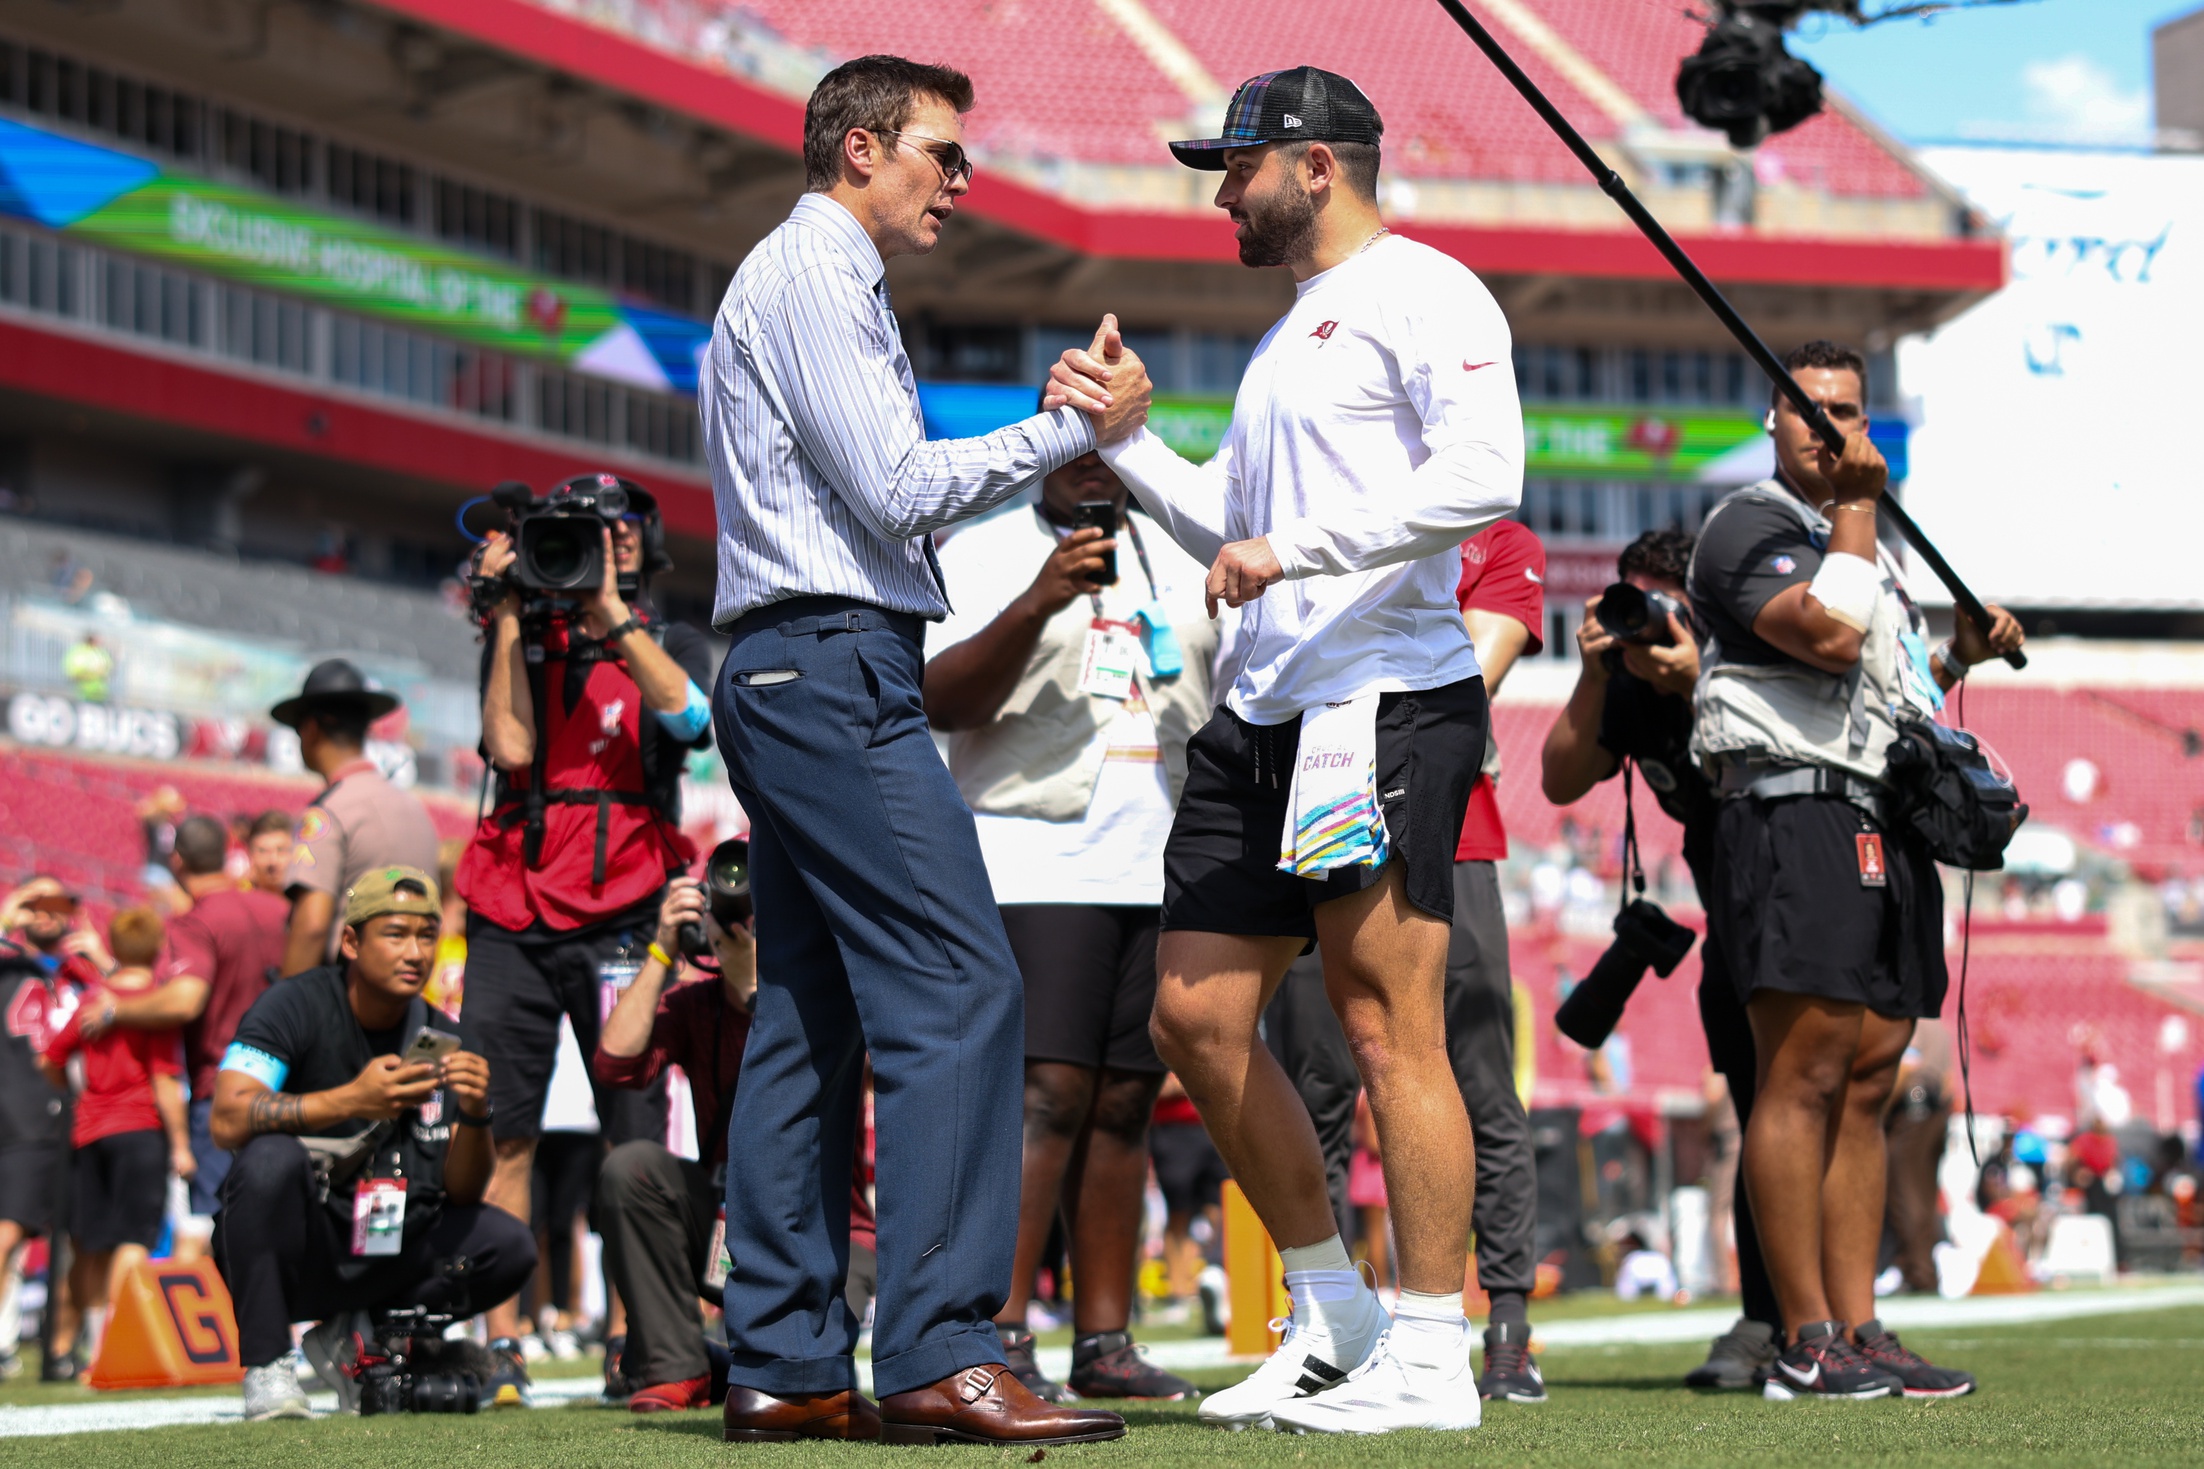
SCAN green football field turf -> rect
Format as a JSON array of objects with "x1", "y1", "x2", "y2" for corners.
[{"x1": 10, "y1": 1304, "x2": 2202, "y2": 1467}]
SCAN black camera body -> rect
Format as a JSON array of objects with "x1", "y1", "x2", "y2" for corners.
[
  {"x1": 353, "y1": 1308, "x2": 484, "y2": 1416},
  {"x1": 677, "y1": 837, "x2": 754, "y2": 958},
  {"x1": 1599, "y1": 581, "x2": 1686, "y2": 649},
  {"x1": 501, "y1": 475, "x2": 629, "y2": 593},
  {"x1": 1675, "y1": 5, "x2": 1825, "y2": 148},
  {"x1": 466, "y1": 473, "x2": 671, "y2": 620},
  {"x1": 1554, "y1": 899, "x2": 1699, "y2": 1051}
]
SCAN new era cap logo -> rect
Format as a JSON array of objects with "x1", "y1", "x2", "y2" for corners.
[{"x1": 1283, "y1": 113, "x2": 1303, "y2": 128}]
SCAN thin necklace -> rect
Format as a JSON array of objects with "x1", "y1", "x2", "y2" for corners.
[{"x1": 1355, "y1": 227, "x2": 1391, "y2": 257}]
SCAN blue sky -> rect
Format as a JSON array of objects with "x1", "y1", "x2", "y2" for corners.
[{"x1": 1782, "y1": 0, "x2": 2194, "y2": 144}]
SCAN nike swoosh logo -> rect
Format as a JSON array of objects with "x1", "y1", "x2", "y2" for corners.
[
  {"x1": 1463, "y1": 360, "x2": 1498, "y2": 371},
  {"x1": 1779, "y1": 1360, "x2": 1821, "y2": 1387}
]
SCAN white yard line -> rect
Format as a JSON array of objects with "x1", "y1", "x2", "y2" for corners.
[{"x1": 8, "y1": 1282, "x2": 2201, "y2": 1438}]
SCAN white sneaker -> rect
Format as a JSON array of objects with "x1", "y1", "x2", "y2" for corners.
[
  {"x1": 1197, "y1": 1290, "x2": 1389, "y2": 1431},
  {"x1": 1270, "y1": 1322, "x2": 1484, "y2": 1435},
  {"x1": 242, "y1": 1360, "x2": 312, "y2": 1421}
]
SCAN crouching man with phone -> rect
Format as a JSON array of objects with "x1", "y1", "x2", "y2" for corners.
[{"x1": 211, "y1": 866, "x2": 536, "y2": 1421}]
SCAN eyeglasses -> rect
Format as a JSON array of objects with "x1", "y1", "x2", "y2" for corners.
[{"x1": 884, "y1": 130, "x2": 974, "y2": 187}]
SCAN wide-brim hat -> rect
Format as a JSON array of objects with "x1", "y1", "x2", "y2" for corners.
[
  {"x1": 1168, "y1": 66, "x2": 1384, "y2": 169},
  {"x1": 271, "y1": 658, "x2": 401, "y2": 729}
]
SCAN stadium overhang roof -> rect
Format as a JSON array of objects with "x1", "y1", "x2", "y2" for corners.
[{"x1": 367, "y1": 0, "x2": 2004, "y2": 303}]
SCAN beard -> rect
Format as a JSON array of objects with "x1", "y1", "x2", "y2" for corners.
[{"x1": 1234, "y1": 177, "x2": 1318, "y2": 268}]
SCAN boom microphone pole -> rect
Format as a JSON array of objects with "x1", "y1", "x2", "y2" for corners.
[{"x1": 1430, "y1": 0, "x2": 2024, "y2": 669}]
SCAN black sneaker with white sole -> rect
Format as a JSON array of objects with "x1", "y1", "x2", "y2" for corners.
[
  {"x1": 1477, "y1": 1321, "x2": 1547, "y2": 1403},
  {"x1": 1854, "y1": 1319, "x2": 1976, "y2": 1398},
  {"x1": 1763, "y1": 1320, "x2": 1899, "y2": 1401},
  {"x1": 1685, "y1": 1317, "x2": 1779, "y2": 1390},
  {"x1": 1067, "y1": 1330, "x2": 1199, "y2": 1401},
  {"x1": 999, "y1": 1324, "x2": 1072, "y2": 1403}
]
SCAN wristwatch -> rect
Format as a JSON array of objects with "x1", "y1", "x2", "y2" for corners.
[{"x1": 457, "y1": 1108, "x2": 495, "y2": 1128}]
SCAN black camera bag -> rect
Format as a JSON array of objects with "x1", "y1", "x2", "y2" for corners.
[{"x1": 1881, "y1": 711, "x2": 2025, "y2": 871}]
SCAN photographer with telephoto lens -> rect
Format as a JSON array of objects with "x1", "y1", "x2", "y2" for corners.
[
  {"x1": 592, "y1": 851, "x2": 880, "y2": 1419},
  {"x1": 1539, "y1": 528, "x2": 1780, "y2": 1389},
  {"x1": 456, "y1": 473, "x2": 716, "y2": 1401}
]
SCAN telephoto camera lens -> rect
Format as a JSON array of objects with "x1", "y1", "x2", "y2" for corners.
[
  {"x1": 1554, "y1": 899, "x2": 1699, "y2": 1050},
  {"x1": 678, "y1": 837, "x2": 753, "y2": 957}
]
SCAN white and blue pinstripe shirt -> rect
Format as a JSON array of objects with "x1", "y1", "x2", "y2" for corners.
[{"x1": 702, "y1": 194, "x2": 1097, "y2": 627}]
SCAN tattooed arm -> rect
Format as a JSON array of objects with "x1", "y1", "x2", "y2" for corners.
[{"x1": 211, "y1": 1054, "x2": 439, "y2": 1151}]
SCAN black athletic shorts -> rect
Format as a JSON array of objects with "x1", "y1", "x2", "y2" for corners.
[
  {"x1": 0, "y1": 1143, "x2": 59, "y2": 1235},
  {"x1": 73, "y1": 1129, "x2": 168, "y2": 1252},
  {"x1": 462, "y1": 913, "x2": 669, "y2": 1146},
  {"x1": 999, "y1": 905, "x2": 1165, "y2": 1074},
  {"x1": 1708, "y1": 793, "x2": 1947, "y2": 1020},
  {"x1": 1149, "y1": 1120, "x2": 1229, "y2": 1217},
  {"x1": 1161, "y1": 678, "x2": 1487, "y2": 944}
]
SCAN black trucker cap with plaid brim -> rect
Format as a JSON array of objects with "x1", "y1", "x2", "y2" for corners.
[{"x1": 1168, "y1": 66, "x2": 1384, "y2": 169}]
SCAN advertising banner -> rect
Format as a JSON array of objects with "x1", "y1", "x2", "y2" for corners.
[
  {"x1": 918, "y1": 381, "x2": 1771, "y2": 479},
  {"x1": 0, "y1": 116, "x2": 710, "y2": 394}
]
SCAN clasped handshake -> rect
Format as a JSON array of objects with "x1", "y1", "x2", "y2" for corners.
[{"x1": 1043, "y1": 313, "x2": 1283, "y2": 616}]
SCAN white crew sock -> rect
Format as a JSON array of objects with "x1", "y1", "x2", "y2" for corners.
[
  {"x1": 1279, "y1": 1236, "x2": 1354, "y2": 1275},
  {"x1": 1279, "y1": 1236, "x2": 1368, "y2": 1341},
  {"x1": 1390, "y1": 1289, "x2": 1468, "y2": 1357}
]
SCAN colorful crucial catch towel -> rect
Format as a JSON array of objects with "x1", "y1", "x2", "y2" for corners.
[{"x1": 1277, "y1": 694, "x2": 1390, "y2": 877}]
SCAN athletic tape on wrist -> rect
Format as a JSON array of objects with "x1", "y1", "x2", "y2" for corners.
[{"x1": 1807, "y1": 551, "x2": 1879, "y2": 632}]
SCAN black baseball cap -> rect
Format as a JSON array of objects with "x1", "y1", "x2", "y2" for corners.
[{"x1": 1168, "y1": 67, "x2": 1384, "y2": 170}]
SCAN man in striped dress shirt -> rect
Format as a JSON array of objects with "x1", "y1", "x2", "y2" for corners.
[{"x1": 699, "y1": 55, "x2": 1142, "y2": 1447}]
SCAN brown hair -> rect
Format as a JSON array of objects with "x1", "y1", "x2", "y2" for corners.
[
  {"x1": 172, "y1": 814, "x2": 229, "y2": 877},
  {"x1": 248, "y1": 809, "x2": 294, "y2": 841},
  {"x1": 109, "y1": 906, "x2": 164, "y2": 967},
  {"x1": 803, "y1": 55, "x2": 975, "y2": 192}
]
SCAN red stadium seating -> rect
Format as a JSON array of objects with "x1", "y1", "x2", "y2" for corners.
[
  {"x1": 1949, "y1": 686, "x2": 2204, "y2": 881},
  {"x1": 732, "y1": 0, "x2": 1927, "y2": 196},
  {"x1": 0, "y1": 747, "x2": 474, "y2": 915}
]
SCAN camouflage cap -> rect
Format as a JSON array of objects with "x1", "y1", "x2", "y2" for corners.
[{"x1": 341, "y1": 865, "x2": 440, "y2": 928}]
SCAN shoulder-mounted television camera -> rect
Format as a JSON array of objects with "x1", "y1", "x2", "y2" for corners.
[{"x1": 466, "y1": 473, "x2": 673, "y2": 618}]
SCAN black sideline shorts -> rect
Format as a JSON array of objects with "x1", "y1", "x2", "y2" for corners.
[
  {"x1": 0, "y1": 1143, "x2": 59, "y2": 1235},
  {"x1": 1160, "y1": 678, "x2": 1487, "y2": 944},
  {"x1": 72, "y1": 1129, "x2": 168, "y2": 1253},
  {"x1": 1708, "y1": 793, "x2": 1947, "y2": 1020},
  {"x1": 1150, "y1": 1121, "x2": 1230, "y2": 1217},
  {"x1": 999, "y1": 904, "x2": 1165, "y2": 1074}
]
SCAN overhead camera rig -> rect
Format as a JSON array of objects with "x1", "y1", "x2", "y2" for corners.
[{"x1": 1678, "y1": 1, "x2": 2036, "y2": 148}]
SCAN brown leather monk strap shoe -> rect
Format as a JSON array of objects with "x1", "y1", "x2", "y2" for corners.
[
  {"x1": 722, "y1": 1384, "x2": 882, "y2": 1442},
  {"x1": 879, "y1": 1363, "x2": 1126, "y2": 1446}
]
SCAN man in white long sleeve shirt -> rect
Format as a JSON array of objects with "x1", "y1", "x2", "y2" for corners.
[{"x1": 1048, "y1": 68, "x2": 1522, "y2": 1434}]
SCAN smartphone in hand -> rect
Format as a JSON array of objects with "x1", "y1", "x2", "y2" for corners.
[
  {"x1": 1072, "y1": 500, "x2": 1118, "y2": 587},
  {"x1": 402, "y1": 1025, "x2": 461, "y2": 1068}
]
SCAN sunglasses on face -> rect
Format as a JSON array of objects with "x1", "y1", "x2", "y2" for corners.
[{"x1": 885, "y1": 130, "x2": 975, "y2": 187}]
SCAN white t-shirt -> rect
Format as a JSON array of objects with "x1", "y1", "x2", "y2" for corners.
[
  {"x1": 935, "y1": 505, "x2": 1214, "y2": 906},
  {"x1": 1101, "y1": 234, "x2": 1524, "y2": 725}
]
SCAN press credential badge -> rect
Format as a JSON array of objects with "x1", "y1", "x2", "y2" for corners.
[
  {"x1": 1077, "y1": 619, "x2": 1142, "y2": 701},
  {"x1": 353, "y1": 1177, "x2": 407, "y2": 1256}
]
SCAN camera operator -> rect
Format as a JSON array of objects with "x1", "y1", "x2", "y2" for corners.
[
  {"x1": 211, "y1": 867, "x2": 535, "y2": 1422},
  {"x1": 592, "y1": 861, "x2": 879, "y2": 1422},
  {"x1": 1538, "y1": 528, "x2": 1780, "y2": 1390},
  {"x1": 457, "y1": 474, "x2": 714, "y2": 1393},
  {"x1": 1689, "y1": 340, "x2": 2021, "y2": 1401}
]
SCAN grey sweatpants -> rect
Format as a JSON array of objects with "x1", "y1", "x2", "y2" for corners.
[{"x1": 1263, "y1": 860, "x2": 1535, "y2": 1298}]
